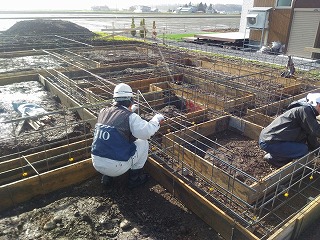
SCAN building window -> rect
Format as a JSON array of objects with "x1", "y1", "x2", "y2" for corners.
[{"x1": 276, "y1": 0, "x2": 292, "y2": 7}]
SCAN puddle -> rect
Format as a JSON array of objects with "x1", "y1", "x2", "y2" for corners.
[
  {"x1": 0, "y1": 55, "x2": 67, "y2": 73},
  {"x1": 0, "y1": 80, "x2": 59, "y2": 138}
]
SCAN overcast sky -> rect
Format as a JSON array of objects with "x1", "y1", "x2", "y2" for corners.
[{"x1": 0, "y1": 0, "x2": 243, "y2": 10}]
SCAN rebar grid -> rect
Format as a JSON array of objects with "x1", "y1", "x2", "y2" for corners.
[
  {"x1": 172, "y1": 63, "x2": 307, "y2": 108},
  {"x1": 1, "y1": 36, "x2": 320, "y2": 239},
  {"x1": 0, "y1": 106, "x2": 94, "y2": 185},
  {"x1": 0, "y1": 33, "x2": 96, "y2": 52},
  {"x1": 150, "y1": 131, "x2": 320, "y2": 238}
]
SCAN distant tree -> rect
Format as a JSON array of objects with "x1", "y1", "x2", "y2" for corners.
[
  {"x1": 140, "y1": 18, "x2": 147, "y2": 38},
  {"x1": 197, "y1": 2, "x2": 206, "y2": 12},
  {"x1": 184, "y1": 4, "x2": 188, "y2": 7},
  {"x1": 152, "y1": 21, "x2": 157, "y2": 39},
  {"x1": 207, "y1": 4, "x2": 217, "y2": 13},
  {"x1": 131, "y1": 17, "x2": 136, "y2": 37},
  {"x1": 188, "y1": 2, "x2": 192, "y2": 7},
  {"x1": 213, "y1": 4, "x2": 242, "y2": 13}
]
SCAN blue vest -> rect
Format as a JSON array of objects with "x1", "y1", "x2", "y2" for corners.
[{"x1": 91, "y1": 106, "x2": 136, "y2": 161}]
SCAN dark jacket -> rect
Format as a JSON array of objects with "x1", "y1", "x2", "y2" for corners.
[
  {"x1": 259, "y1": 101, "x2": 320, "y2": 150},
  {"x1": 97, "y1": 106, "x2": 136, "y2": 143},
  {"x1": 91, "y1": 106, "x2": 137, "y2": 161}
]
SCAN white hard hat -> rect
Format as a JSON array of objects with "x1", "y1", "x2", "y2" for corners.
[
  {"x1": 307, "y1": 93, "x2": 320, "y2": 106},
  {"x1": 113, "y1": 83, "x2": 133, "y2": 99}
]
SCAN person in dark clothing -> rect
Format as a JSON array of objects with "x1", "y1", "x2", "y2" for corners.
[
  {"x1": 259, "y1": 94, "x2": 320, "y2": 167},
  {"x1": 281, "y1": 55, "x2": 295, "y2": 78},
  {"x1": 91, "y1": 83, "x2": 164, "y2": 188},
  {"x1": 287, "y1": 55, "x2": 295, "y2": 76}
]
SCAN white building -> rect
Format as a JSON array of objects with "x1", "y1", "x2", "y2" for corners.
[
  {"x1": 133, "y1": 5, "x2": 152, "y2": 13},
  {"x1": 239, "y1": 0, "x2": 254, "y2": 33}
]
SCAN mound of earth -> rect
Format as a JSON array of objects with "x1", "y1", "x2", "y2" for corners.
[{"x1": 3, "y1": 19, "x2": 94, "y2": 37}]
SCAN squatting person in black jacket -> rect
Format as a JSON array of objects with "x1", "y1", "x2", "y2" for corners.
[{"x1": 259, "y1": 94, "x2": 320, "y2": 167}]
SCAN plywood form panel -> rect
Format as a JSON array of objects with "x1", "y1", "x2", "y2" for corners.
[
  {"x1": 145, "y1": 157, "x2": 259, "y2": 240},
  {"x1": 268, "y1": 10, "x2": 292, "y2": 44},
  {"x1": 0, "y1": 159, "x2": 97, "y2": 212}
]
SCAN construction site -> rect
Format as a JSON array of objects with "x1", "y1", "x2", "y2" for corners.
[{"x1": 1, "y1": 19, "x2": 320, "y2": 240}]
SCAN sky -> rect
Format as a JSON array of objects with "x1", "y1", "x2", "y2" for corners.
[{"x1": 0, "y1": 0, "x2": 243, "y2": 11}]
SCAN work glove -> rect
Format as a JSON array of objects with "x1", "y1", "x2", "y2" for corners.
[
  {"x1": 131, "y1": 104, "x2": 139, "y2": 112},
  {"x1": 152, "y1": 113, "x2": 165, "y2": 125}
]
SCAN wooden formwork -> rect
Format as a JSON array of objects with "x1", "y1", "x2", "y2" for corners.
[
  {"x1": 180, "y1": 60, "x2": 302, "y2": 97},
  {"x1": 150, "y1": 79, "x2": 255, "y2": 113},
  {"x1": 38, "y1": 75, "x2": 97, "y2": 127},
  {"x1": 146, "y1": 154, "x2": 320, "y2": 240},
  {"x1": 129, "y1": 74, "x2": 183, "y2": 93},
  {"x1": 73, "y1": 73, "x2": 182, "y2": 97},
  {"x1": 1, "y1": 139, "x2": 319, "y2": 240},
  {"x1": 61, "y1": 61, "x2": 152, "y2": 79},
  {"x1": 0, "y1": 78, "x2": 319, "y2": 240},
  {"x1": 0, "y1": 48, "x2": 101, "y2": 71},
  {"x1": 162, "y1": 115, "x2": 318, "y2": 204},
  {"x1": 158, "y1": 109, "x2": 229, "y2": 135},
  {"x1": 76, "y1": 45, "x2": 158, "y2": 67},
  {"x1": 84, "y1": 86, "x2": 113, "y2": 103},
  {"x1": 0, "y1": 138, "x2": 92, "y2": 186},
  {"x1": 0, "y1": 50, "x2": 49, "y2": 58},
  {"x1": 137, "y1": 46, "x2": 192, "y2": 65},
  {"x1": 0, "y1": 72, "x2": 40, "y2": 85},
  {"x1": 2, "y1": 45, "x2": 320, "y2": 240},
  {"x1": 195, "y1": 58, "x2": 291, "y2": 81},
  {"x1": 0, "y1": 158, "x2": 97, "y2": 213},
  {"x1": 244, "y1": 89, "x2": 320, "y2": 127},
  {"x1": 50, "y1": 49, "x2": 100, "y2": 68},
  {"x1": 81, "y1": 74, "x2": 183, "y2": 105}
]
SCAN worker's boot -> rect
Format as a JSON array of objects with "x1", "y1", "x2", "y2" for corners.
[
  {"x1": 101, "y1": 175, "x2": 113, "y2": 187},
  {"x1": 128, "y1": 169, "x2": 148, "y2": 189},
  {"x1": 263, "y1": 153, "x2": 291, "y2": 168}
]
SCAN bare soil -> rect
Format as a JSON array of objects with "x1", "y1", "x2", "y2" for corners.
[
  {"x1": 0, "y1": 176, "x2": 222, "y2": 240},
  {"x1": 4, "y1": 19, "x2": 94, "y2": 37},
  {"x1": 203, "y1": 130, "x2": 274, "y2": 184},
  {"x1": 0, "y1": 83, "x2": 221, "y2": 239}
]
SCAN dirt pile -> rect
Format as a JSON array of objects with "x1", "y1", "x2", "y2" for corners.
[
  {"x1": 0, "y1": 19, "x2": 97, "y2": 51},
  {"x1": 3, "y1": 19, "x2": 94, "y2": 37}
]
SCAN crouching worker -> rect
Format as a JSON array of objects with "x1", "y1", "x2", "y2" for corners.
[
  {"x1": 91, "y1": 83, "x2": 164, "y2": 189},
  {"x1": 259, "y1": 95, "x2": 320, "y2": 168}
]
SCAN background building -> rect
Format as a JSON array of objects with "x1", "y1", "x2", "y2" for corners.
[{"x1": 245, "y1": 0, "x2": 320, "y2": 59}]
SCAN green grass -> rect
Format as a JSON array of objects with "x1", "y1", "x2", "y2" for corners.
[
  {"x1": 93, "y1": 32, "x2": 133, "y2": 41},
  {"x1": 308, "y1": 69, "x2": 320, "y2": 79},
  {"x1": 163, "y1": 32, "x2": 214, "y2": 41}
]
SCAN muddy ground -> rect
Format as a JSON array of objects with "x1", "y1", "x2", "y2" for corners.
[
  {"x1": 0, "y1": 175, "x2": 224, "y2": 240},
  {"x1": 2, "y1": 103, "x2": 317, "y2": 239},
  {"x1": 0, "y1": 80, "x2": 91, "y2": 159},
  {"x1": 1, "y1": 19, "x2": 320, "y2": 240}
]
